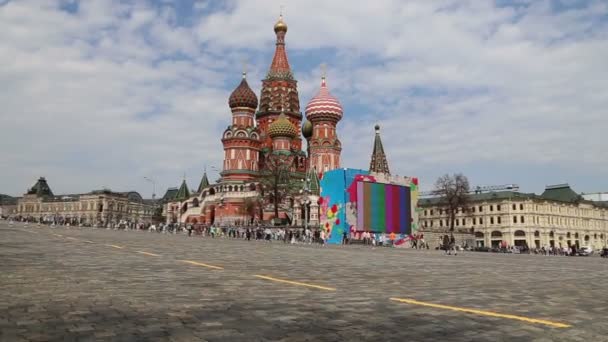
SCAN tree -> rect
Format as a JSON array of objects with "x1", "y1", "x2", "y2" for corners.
[
  {"x1": 258, "y1": 152, "x2": 303, "y2": 223},
  {"x1": 243, "y1": 197, "x2": 258, "y2": 225},
  {"x1": 433, "y1": 173, "x2": 470, "y2": 231}
]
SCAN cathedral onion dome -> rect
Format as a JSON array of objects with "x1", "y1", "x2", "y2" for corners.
[
  {"x1": 302, "y1": 120, "x2": 313, "y2": 139},
  {"x1": 268, "y1": 113, "x2": 298, "y2": 139},
  {"x1": 305, "y1": 76, "x2": 343, "y2": 122},
  {"x1": 274, "y1": 14, "x2": 288, "y2": 33},
  {"x1": 228, "y1": 73, "x2": 258, "y2": 109}
]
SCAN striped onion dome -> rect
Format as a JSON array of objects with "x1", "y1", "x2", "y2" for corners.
[
  {"x1": 268, "y1": 113, "x2": 298, "y2": 139},
  {"x1": 305, "y1": 76, "x2": 343, "y2": 122}
]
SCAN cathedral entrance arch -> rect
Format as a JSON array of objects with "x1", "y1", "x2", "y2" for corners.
[{"x1": 207, "y1": 205, "x2": 216, "y2": 225}]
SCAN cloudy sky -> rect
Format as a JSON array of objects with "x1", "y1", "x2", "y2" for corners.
[{"x1": 1, "y1": 0, "x2": 607, "y2": 198}]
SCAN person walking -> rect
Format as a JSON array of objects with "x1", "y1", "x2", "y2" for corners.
[{"x1": 448, "y1": 233, "x2": 457, "y2": 255}]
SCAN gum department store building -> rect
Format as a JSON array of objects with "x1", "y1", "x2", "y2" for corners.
[{"x1": 418, "y1": 184, "x2": 608, "y2": 250}]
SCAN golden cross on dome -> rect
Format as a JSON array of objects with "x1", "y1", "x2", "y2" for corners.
[
  {"x1": 320, "y1": 63, "x2": 327, "y2": 79},
  {"x1": 280, "y1": 4, "x2": 284, "y2": 16}
]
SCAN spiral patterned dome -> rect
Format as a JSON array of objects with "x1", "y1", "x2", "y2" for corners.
[
  {"x1": 268, "y1": 113, "x2": 298, "y2": 139},
  {"x1": 305, "y1": 77, "x2": 343, "y2": 121},
  {"x1": 228, "y1": 74, "x2": 258, "y2": 109}
]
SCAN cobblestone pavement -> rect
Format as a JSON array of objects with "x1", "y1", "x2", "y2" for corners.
[{"x1": 1, "y1": 222, "x2": 607, "y2": 341}]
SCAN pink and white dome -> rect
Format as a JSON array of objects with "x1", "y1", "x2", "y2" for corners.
[{"x1": 305, "y1": 77, "x2": 343, "y2": 122}]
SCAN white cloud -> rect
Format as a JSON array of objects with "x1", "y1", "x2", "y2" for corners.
[{"x1": 0, "y1": 0, "x2": 606, "y2": 197}]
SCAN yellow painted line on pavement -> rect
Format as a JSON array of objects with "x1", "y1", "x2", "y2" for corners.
[
  {"x1": 83, "y1": 240, "x2": 94, "y2": 244},
  {"x1": 105, "y1": 244, "x2": 125, "y2": 249},
  {"x1": 66, "y1": 237, "x2": 78, "y2": 240},
  {"x1": 254, "y1": 275, "x2": 336, "y2": 291},
  {"x1": 178, "y1": 260, "x2": 223, "y2": 270},
  {"x1": 389, "y1": 297, "x2": 571, "y2": 328},
  {"x1": 136, "y1": 251, "x2": 160, "y2": 257},
  {"x1": 54, "y1": 234, "x2": 63, "y2": 237}
]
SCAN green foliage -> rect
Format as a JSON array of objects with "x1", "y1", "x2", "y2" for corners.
[{"x1": 257, "y1": 152, "x2": 303, "y2": 220}]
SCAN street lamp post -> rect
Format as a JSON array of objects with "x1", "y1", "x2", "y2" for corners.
[{"x1": 144, "y1": 177, "x2": 156, "y2": 200}]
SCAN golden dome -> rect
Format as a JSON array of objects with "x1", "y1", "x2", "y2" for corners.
[
  {"x1": 268, "y1": 113, "x2": 298, "y2": 139},
  {"x1": 274, "y1": 15, "x2": 288, "y2": 33},
  {"x1": 302, "y1": 120, "x2": 313, "y2": 139}
]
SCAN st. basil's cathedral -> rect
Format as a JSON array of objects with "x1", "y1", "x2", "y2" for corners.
[{"x1": 165, "y1": 15, "x2": 390, "y2": 227}]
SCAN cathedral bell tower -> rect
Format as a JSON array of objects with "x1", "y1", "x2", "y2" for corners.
[{"x1": 256, "y1": 15, "x2": 303, "y2": 155}]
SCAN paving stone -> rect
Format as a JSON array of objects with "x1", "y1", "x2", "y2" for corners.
[{"x1": 1, "y1": 222, "x2": 607, "y2": 341}]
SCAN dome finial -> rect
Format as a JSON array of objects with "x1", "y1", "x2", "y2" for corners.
[
  {"x1": 241, "y1": 58, "x2": 247, "y2": 79},
  {"x1": 320, "y1": 63, "x2": 327, "y2": 87},
  {"x1": 274, "y1": 7, "x2": 288, "y2": 33}
]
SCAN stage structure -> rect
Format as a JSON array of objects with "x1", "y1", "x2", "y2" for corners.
[{"x1": 319, "y1": 168, "x2": 419, "y2": 244}]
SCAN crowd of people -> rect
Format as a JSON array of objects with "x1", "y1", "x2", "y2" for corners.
[
  {"x1": 170, "y1": 224, "x2": 331, "y2": 245},
  {"x1": 6, "y1": 217, "x2": 607, "y2": 257}
]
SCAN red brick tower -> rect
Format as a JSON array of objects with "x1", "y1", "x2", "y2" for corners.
[
  {"x1": 256, "y1": 15, "x2": 303, "y2": 156},
  {"x1": 304, "y1": 74, "x2": 343, "y2": 173},
  {"x1": 221, "y1": 72, "x2": 261, "y2": 182}
]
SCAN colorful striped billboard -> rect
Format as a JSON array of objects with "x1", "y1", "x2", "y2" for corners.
[{"x1": 356, "y1": 181, "x2": 411, "y2": 234}]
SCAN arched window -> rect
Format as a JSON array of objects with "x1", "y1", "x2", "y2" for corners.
[
  {"x1": 192, "y1": 198, "x2": 199, "y2": 207},
  {"x1": 491, "y1": 231, "x2": 502, "y2": 238},
  {"x1": 549, "y1": 231, "x2": 554, "y2": 238},
  {"x1": 567, "y1": 232, "x2": 571, "y2": 238},
  {"x1": 574, "y1": 232, "x2": 579, "y2": 239},
  {"x1": 475, "y1": 232, "x2": 484, "y2": 238},
  {"x1": 534, "y1": 231, "x2": 540, "y2": 237},
  {"x1": 514, "y1": 230, "x2": 526, "y2": 237}
]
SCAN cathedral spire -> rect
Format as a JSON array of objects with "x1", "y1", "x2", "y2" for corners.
[
  {"x1": 369, "y1": 124, "x2": 390, "y2": 175},
  {"x1": 268, "y1": 14, "x2": 293, "y2": 80},
  {"x1": 175, "y1": 179, "x2": 191, "y2": 201},
  {"x1": 197, "y1": 170, "x2": 210, "y2": 193}
]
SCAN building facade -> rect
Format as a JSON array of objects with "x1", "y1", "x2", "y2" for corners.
[
  {"x1": 165, "y1": 14, "x2": 345, "y2": 228},
  {"x1": 15, "y1": 177, "x2": 156, "y2": 225},
  {"x1": 0, "y1": 194, "x2": 18, "y2": 217},
  {"x1": 419, "y1": 184, "x2": 608, "y2": 250}
]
